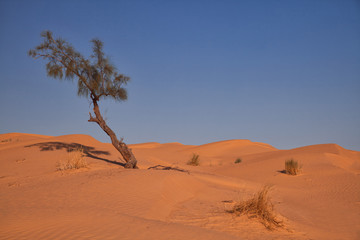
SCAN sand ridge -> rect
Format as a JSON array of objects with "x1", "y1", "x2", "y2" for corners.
[{"x1": 0, "y1": 133, "x2": 359, "y2": 239}]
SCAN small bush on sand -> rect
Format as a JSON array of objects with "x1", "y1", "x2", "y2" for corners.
[
  {"x1": 57, "y1": 147, "x2": 88, "y2": 171},
  {"x1": 285, "y1": 158, "x2": 301, "y2": 175},
  {"x1": 227, "y1": 185, "x2": 283, "y2": 230},
  {"x1": 187, "y1": 153, "x2": 200, "y2": 166},
  {"x1": 235, "y1": 158, "x2": 242, "y2": 164}
]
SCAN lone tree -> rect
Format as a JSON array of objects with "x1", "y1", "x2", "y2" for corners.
[{"x1": 29, "y1": 31, "x2": 137, "y2": 168}]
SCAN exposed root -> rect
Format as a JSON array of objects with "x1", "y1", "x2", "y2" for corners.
[{"x1": 148, "y1": 165, "x2": 189, "y2": 174}]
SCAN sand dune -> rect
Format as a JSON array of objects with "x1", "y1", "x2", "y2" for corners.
[
  {"x1": 1, "y1": 133, "x2": 359, "y2": 239},
  {"x1": 130, "y1": 139, "x2": 277, "y2": 167}
]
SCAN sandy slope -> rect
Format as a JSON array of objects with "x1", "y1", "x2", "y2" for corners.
[{"x1": 0, "y1": 133, "x2": 359, "y2": 239}]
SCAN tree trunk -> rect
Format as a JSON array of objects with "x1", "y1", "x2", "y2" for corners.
[{"x1": 88, "y1": 98, "x2": 137, "y2": 168}]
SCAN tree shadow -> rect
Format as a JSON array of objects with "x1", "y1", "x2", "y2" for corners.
[
  {"x1": 25, "y1": 141, "x2": 125, "y2": 167},
  {"x1": 277, "y1": 170, "x2": 286, "y2": 174}
]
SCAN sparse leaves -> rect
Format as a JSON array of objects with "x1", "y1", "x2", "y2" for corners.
[{"x1": 29, "y1": 30, "x2": 130, "y2": 102}]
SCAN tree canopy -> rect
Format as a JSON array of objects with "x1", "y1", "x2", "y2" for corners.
[{"x1": 29, "y1": 31, "x2": 130, "y2": 102}]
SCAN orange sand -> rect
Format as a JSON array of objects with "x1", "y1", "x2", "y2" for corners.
[{"x1": 1, "y1": 133, "x2": 359, "y2": 239}]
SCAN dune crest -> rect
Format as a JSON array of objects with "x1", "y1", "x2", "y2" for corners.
[{"x1": 0, "y1": 132, "x2": 52, "y2": 144}]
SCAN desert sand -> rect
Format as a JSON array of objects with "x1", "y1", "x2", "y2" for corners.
[{"x1": 0, "y1": 133, "x2": 359, "y2": 239}]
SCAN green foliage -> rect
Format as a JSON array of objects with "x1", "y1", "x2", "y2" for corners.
[
  {"x1": 235, "y1": 158, "x2": 242, "y2": 164},
  {"x1": 187, "y1": 153, "x2": 200, "y2": 166},
  {"x1": 29, "y1": 31, "x2": 130, "y2": 102},
  {"x1": 285, "y1": 158, "x2": 301, "y2": 175}
]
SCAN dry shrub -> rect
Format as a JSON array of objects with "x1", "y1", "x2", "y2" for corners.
[
  {"x1": 187, "y1": 153, "x2": 200, "y2": 166},
  {"x1": 285, "y1": 158, "x2": 301, "y2": 175},
  {"x1": 57, "y1": 147, "x2": 88, "y2": 171},
  {"x1": 228, "y1": 185, "x2": 283, "y2": 230}
]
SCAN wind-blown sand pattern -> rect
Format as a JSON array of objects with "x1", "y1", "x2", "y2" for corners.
[{"x1": 1, "y1": 133, "x2": 359, "y2": 239}]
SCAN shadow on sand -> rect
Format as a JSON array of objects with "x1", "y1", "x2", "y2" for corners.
[{"x1": 25, "y1": 141, "x2": 125, "y2": 167}]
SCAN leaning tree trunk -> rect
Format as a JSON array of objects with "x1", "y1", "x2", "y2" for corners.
[{"x1": 88, "y1": 98, "x2": 137, "y2": 168}]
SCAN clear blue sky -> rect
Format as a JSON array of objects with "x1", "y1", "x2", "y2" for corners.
[{"x1": 0, "y1": 0, "x2": 359, "y2": 150}]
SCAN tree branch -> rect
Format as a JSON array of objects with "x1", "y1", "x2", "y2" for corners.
[{"x1": 88, "y1": 112, "x2": 99, "y2": 123}]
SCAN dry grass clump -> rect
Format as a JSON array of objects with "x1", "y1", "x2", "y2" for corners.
[
  {"x1": 187, "y1": 153, "x2": 200, "y2": 166},
  {"x1": 235, "y1": 158, "x2": 242, "y2": 164},
  {"x1": 1, "y1": 138, "x2": 12, "y2": 143},
  {"x1": 285, "y1": 158, "x2": 301, "y2": 175},
  {"x1": 57, "y1": 147, "x2": 88, "y2": 171},
  {"x1": 227, "y1": 185, "x2": 283, "y2": 230}
]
